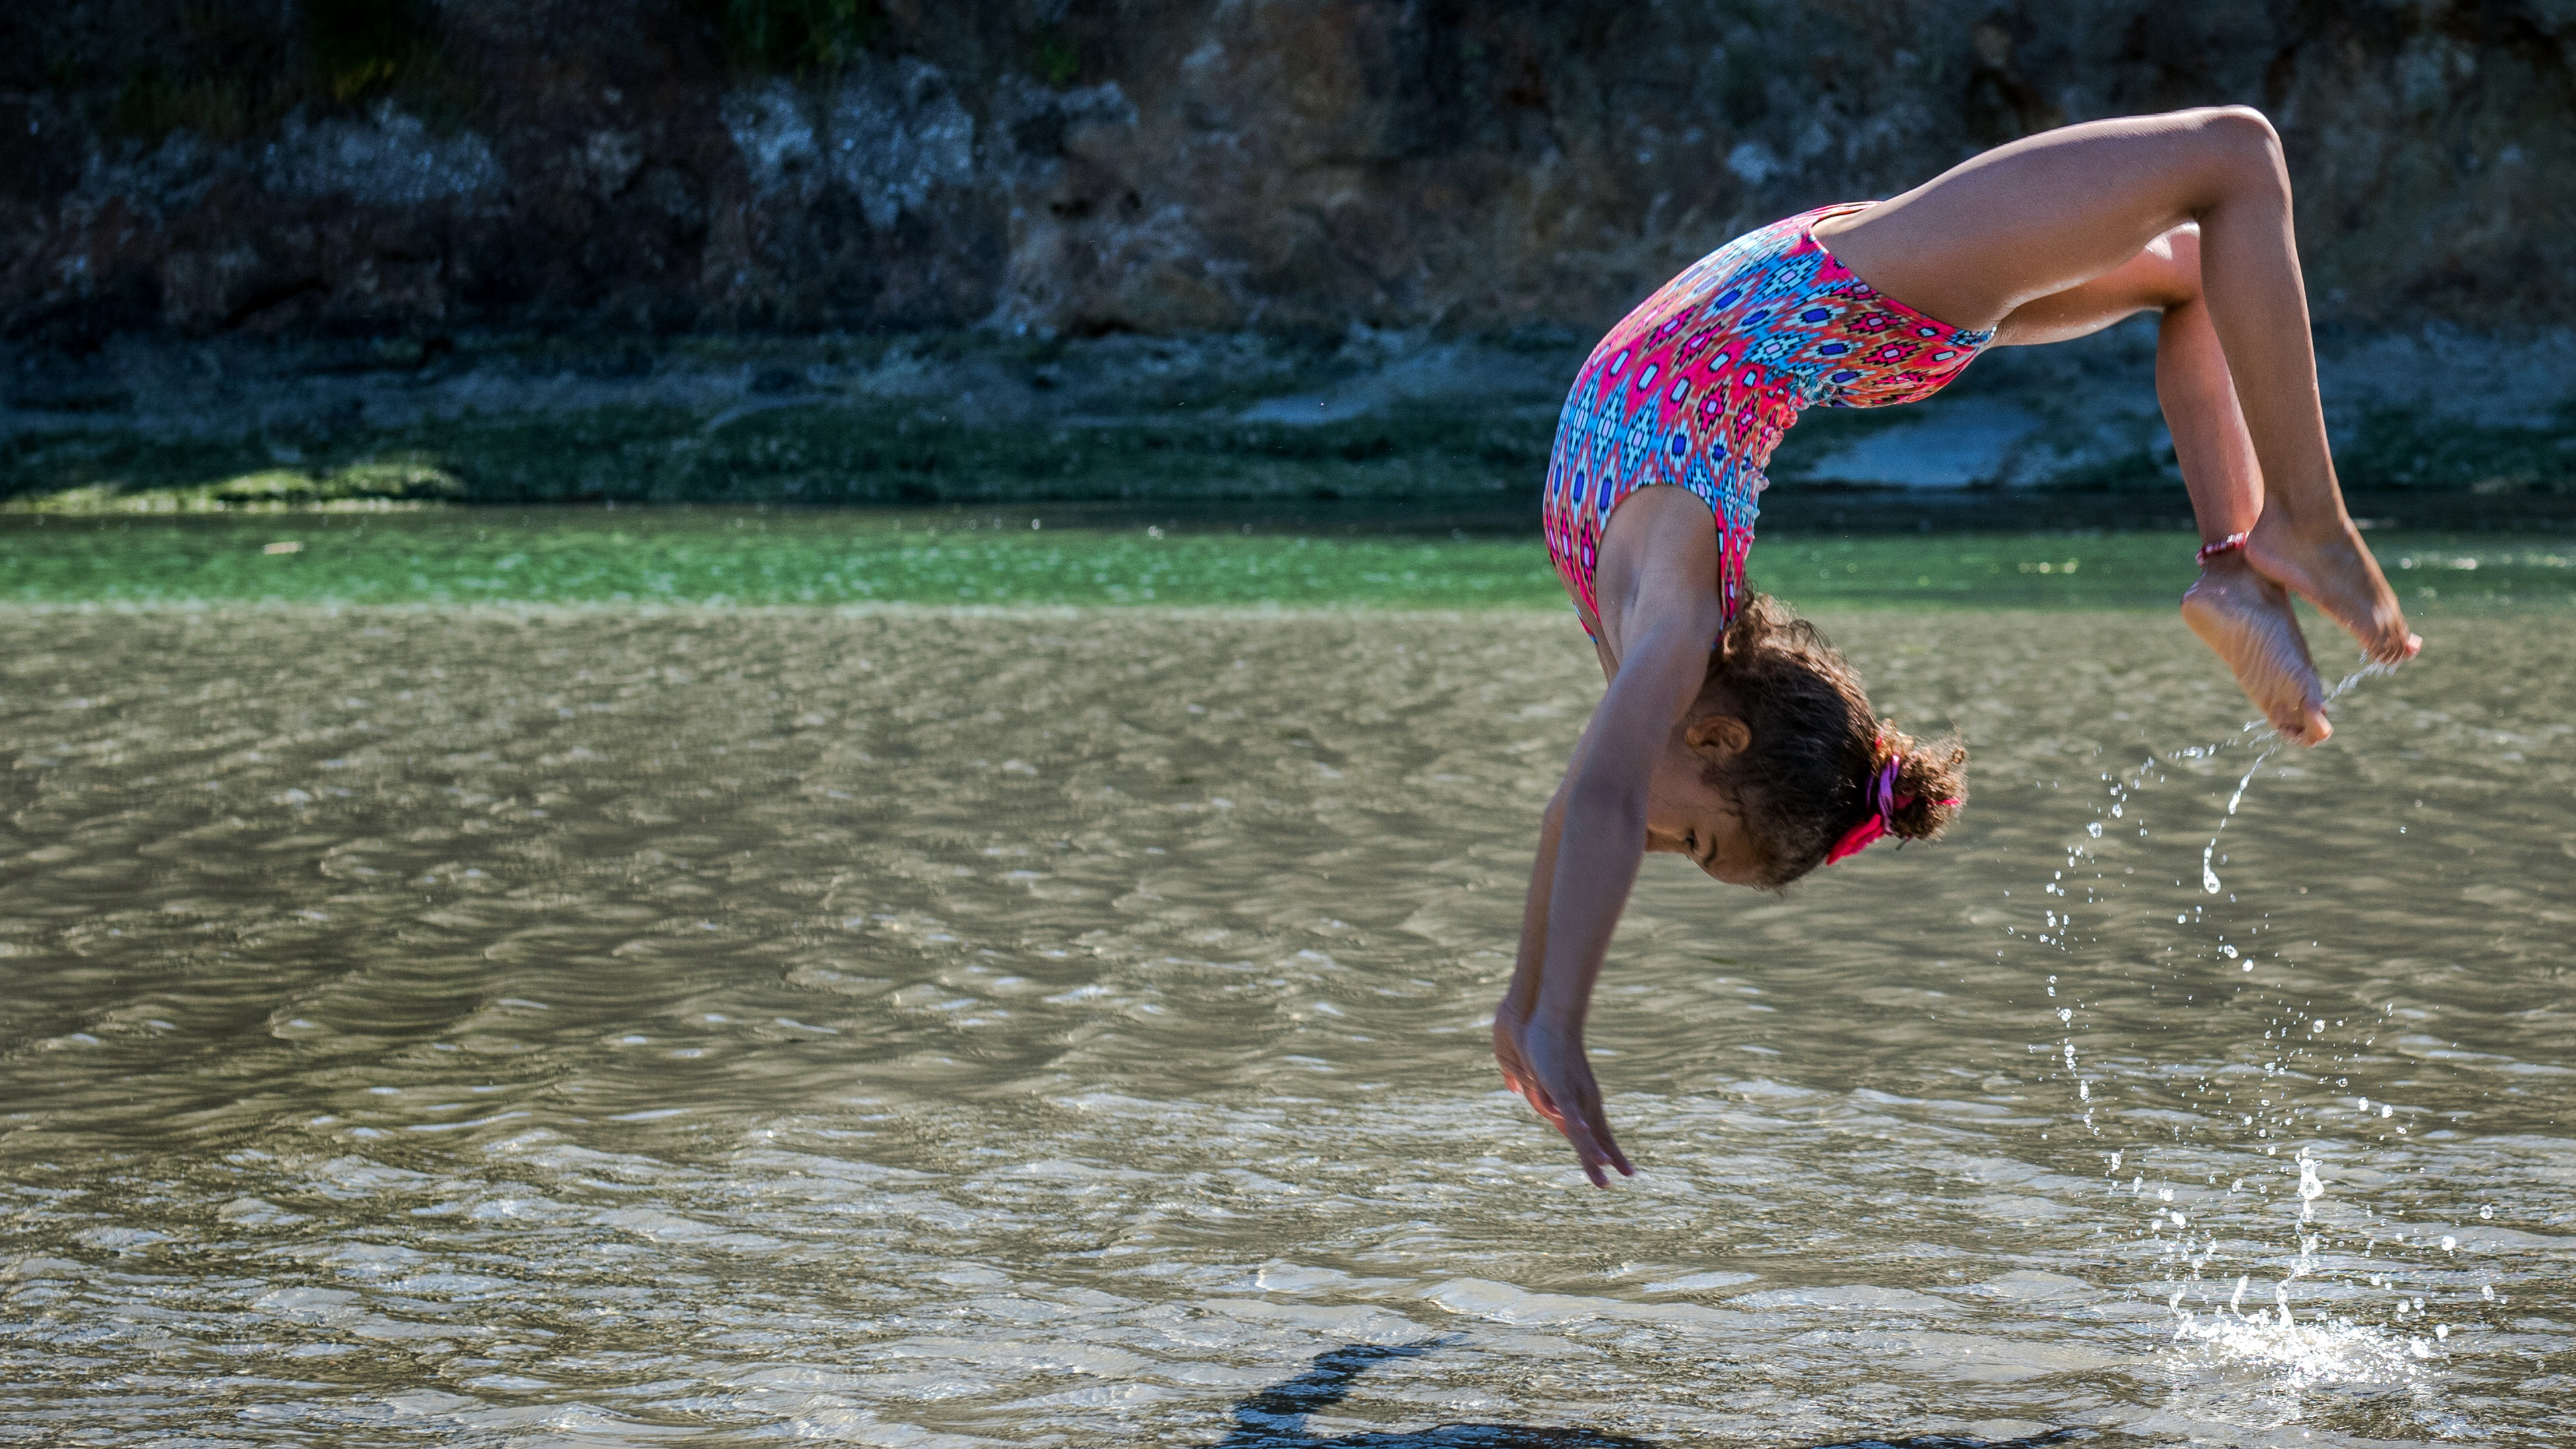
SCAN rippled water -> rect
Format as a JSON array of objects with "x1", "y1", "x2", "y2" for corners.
[
  {"x1": 6, "y1": 509, "x2": 2573, "y2": 613},
  {"x1": 4, "y1": 605, "x2": 2571, "y2": 1447}
]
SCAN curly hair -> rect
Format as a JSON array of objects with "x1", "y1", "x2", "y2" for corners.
[{"x1": 1694, "y1": 594, "x2": 1968, "y2": 889}]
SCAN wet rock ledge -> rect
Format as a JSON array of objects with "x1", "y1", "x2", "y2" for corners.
[{"x1": 4, "y1": 326, "x2": 2573, "y2": 511}]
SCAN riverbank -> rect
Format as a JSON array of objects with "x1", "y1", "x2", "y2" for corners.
[{"x1": 7, "y1": 325, "x2": 2574, "y2": 511}]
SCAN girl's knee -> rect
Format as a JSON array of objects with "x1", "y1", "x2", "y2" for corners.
[{"x1": 2188, "y1": 105, "x2": 2288, "y2": 186}]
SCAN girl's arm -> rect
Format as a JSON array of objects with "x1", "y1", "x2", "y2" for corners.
[{"x1": 1497, "y1": 553, "x2": 1727, "y2": 1185}]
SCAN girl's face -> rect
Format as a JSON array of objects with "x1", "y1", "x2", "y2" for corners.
[{"x1": 1642, "y1": 717, "x2": 1764, "y2": 886}]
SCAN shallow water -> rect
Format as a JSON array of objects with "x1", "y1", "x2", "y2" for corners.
[
  {"x1": 3, "y1": 606, "x2": 2572, "y2": 1447},
  {"x1": 6, "y1": 508, "x2": 2574, "y2": 613}
]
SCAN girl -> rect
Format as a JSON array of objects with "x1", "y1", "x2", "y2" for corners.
[{"x1": 1494, "y1": 108, "x2": 2422, "y2": 1187}]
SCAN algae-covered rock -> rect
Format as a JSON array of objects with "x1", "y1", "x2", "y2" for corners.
[{"x1": 6, "y1": 459, "x2": 466, "y2": 512}]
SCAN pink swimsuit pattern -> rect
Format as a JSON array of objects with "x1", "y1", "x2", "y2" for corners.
[{"x1": 1543, "y1": 203, "x2": 1994, "y2": 631}]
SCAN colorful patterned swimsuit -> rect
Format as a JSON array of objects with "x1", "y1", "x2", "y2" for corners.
[{"x1": 1543, "y1": 203, "x2": 1994, "y2": 633}]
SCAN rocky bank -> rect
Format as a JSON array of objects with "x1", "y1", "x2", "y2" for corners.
[
  {"x1": 3, "y1": 2, "x2": 2572, "y2": 506},
  {"x1": 8, "y1": 0, "x2": 2575, "y2": 341}
]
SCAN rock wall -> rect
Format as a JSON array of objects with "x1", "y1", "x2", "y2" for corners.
[{"x1": 5, "y1": 1, "x2": 2573, "y2": 347}]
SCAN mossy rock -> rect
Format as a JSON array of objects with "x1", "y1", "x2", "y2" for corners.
[
  {"x1": 202, "y1": 461, "x2": 464, "y2": 505},
  {"x1": 6, "y1": 460, "x2": 465, "y2": 512}
]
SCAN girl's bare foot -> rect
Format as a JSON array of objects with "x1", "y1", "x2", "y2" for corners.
[
  {"x1": 2243, "y1": 511, "x2": 2422, "y2": 665},
  {"x1": 2180, "y1": 553, "x2": 2331, "y2": 745}
]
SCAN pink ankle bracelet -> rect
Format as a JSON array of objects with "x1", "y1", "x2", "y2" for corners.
[{"x1": 2196, "y1": 531, "x2": 2250, "y2": 566}]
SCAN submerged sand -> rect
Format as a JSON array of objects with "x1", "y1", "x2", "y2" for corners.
[{"x1": 3, "y1": 606, "x2": 2569, "y2": 1445}]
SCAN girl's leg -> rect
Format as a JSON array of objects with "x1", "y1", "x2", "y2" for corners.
[
  {"x1": 2159, "y1": 287, "x2": 2332, "y2": 741},
  {"x1": 1986, "y1": 227, "x2": 2331, "y2": 741},
  {"x1": 1815, "y1": 107, "x2": 2418, "y2": 665},
  {"x1": 2145, "y1": 260, "x2": 2259, "y2": 545}
]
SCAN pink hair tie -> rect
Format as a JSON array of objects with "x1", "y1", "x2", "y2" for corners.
[
  {"x1": 2196, "y1": 531, "x2": 2250, "y2": 566},
  {"x1": 1825, "y1": 751, "x2": 1909, "y2": 865}
]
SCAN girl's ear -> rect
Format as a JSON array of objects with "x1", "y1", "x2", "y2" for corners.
[{"x1": 1684, "y1": 713, "x2": 1751, "y2": 760}]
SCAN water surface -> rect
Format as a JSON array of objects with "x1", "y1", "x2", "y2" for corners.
[
  {"x1": 3, "y1": 605, "x2": 2571, "y2": 1446},
  {"x1": 5, "y1": 508, "x2": 2572, "y2": 612}
]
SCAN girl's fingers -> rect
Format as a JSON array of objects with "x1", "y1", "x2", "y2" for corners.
[
  {"x1": 1554, "y1": 1090, "x2": 1631, "y2": 1187},
  {"x1": 1592, "y1": 1119, "x2": 1635, "y2": 1178},
  {"x1": 1580, "y1": 1106, "x2": 1634, "y2": 1180},
  {"x1": 1561, "y1": 1117, "x2": 1611, "y2": 1187},
  {"x1": 1499, "y1": 1034, "x2": 1629, "y2": 1185},
  {"x1": 1531, "y1": 1075, "x2": 1603, "y2": 1179}
]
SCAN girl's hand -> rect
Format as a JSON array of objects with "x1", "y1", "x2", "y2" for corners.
[{"x1": 1493, "y1": 998, "x2": 1634, "y2": 1188}]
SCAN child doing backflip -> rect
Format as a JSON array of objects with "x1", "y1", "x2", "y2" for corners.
[{"x1": 1495, "y1": 108, "x2": 2421, "y2": 1186}]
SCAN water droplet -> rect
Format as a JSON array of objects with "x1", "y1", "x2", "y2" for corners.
[{"x1": 2296, "y1": 1148, "x2": 2324, "y2": 1225}]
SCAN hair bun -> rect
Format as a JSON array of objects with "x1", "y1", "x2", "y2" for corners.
[{"x1": 1878, "y1": 721, "x2": 1968, "y2": 841}]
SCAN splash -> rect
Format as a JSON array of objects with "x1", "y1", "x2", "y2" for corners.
[
  {"x1": 2169, "y1": 1302, "x2": 2431, "y2": 1396},
  {"x1": 2200, "y1": 744, "x2": 2278, "y2": 894},
  {"x1": 2167, "y1": 1150, "x2": 2432, "y2": 1403},
  {"x1": 2196, "y1": 660, "x2": 2398, "y2": 896},
  {"x1": 2148, "y1": 661, "x2": 2440, "y2": 1411}
]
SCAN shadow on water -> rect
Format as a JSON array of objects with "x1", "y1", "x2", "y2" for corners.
[{"x1": 1214, "y1": 1342, "x2": 2082, "y2": 1449}]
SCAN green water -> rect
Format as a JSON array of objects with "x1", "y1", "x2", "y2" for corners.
[{"x1": 4, "y1": 510, "x2": 2571, "y2": 611}]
